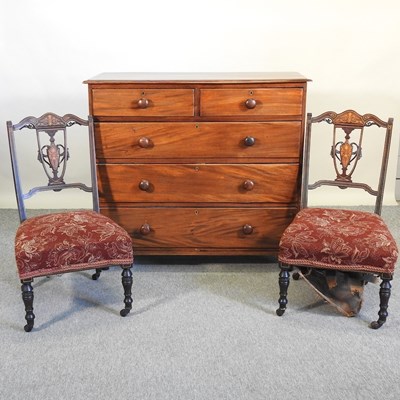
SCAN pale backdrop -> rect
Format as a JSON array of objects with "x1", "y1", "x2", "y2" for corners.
[{"x1": 1, "y1": 0, "x2": 399, "y2": 209}]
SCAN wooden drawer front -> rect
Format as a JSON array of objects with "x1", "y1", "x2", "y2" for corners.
[
  {"x1": 91, "y1": 88, "x2": 194, "y2": 117},
  {"x1": 101, "y1": 207, "x2": 296, "y2": 250},
  {"x1": 95, "y1": 122, "x2": 302, "y2": 161},
  {"x1": 97, "y1": 164, "x2": 299, "y2": 204},
  {"x1": 200, "y1": 88, "x2": 303, "y2": 117}
]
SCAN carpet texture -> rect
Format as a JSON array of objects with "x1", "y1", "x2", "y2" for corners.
[{"x1": 1, "y1": 207, "x2": 400, "y2": 400}]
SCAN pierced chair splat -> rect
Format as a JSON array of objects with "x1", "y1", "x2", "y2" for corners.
[
  {"x1": 276, "y1": 110, "x2": 398, "y2": 329},
  {"x1": 7, "y1": 112, "x2": 134, "y2": 332}
]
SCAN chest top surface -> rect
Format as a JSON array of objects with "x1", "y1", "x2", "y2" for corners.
[{"x1": 84, "y1": 72, "x2": 309, "y2": 84}]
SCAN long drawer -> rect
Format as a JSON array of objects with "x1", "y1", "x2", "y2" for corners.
[
  {"x1": 100, "y1": 206, "x2": 297, "y2": 252},
  {"x1": 97, "y1": 163, "x2": 299, "y2": 204},
  {"x1": 95, "y1": 122, "x2": 302, "y2": 162}
]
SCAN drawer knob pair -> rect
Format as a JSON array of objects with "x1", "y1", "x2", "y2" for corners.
[
  {"x1": 140, "y1": 179, "x2": 254, "y2": 191},
  {"x1": 245, "y1": 98, "x2": 257, "y2": 109},
  {"x1": 137, "y1": 98, "x2": 149, "y2": 109},
  {"x1": 139, "y1": 223, "x2": 252, "y2": 235}
]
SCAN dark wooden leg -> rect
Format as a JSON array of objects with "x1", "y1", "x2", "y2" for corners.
[
  {"x1": 292, "y1": 272, "x2": 301, "y2": 280},
  {"x1": 92, "y1": 269, "x2": 103, "y2": 280},
  {"x1": 120, "y1": 265, "x2": 133, "y2": 317},
  {"x1": 21, "y1": 279, "x2": 35, "y2": 332},
  {"x1": 276, "y1": 264, "x2": 291, "y2": 316},
  {"x1": 92, "y1": 267, "x2": 110, "y2": 280},
  {"x1": 370, "y1": 275, "x2": 392, "y2": 329}
]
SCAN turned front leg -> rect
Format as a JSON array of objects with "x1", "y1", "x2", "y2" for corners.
[
  {"x1": 120, "y1": 265, "x2": 133, "y2": 317},
  {"x1": 21, "y1": 279, "x2": 35, "y2": 332},
  {"x1": 276, "y1": 264, "x2": 291, "y2": 316},
  {"x1": 370, "y1": 275, "x2": 392, "y2": 329}
]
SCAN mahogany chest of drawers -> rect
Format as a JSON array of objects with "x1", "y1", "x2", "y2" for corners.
[{"x1": 84, "y1": 73, "x2": 309, "y2": 255}]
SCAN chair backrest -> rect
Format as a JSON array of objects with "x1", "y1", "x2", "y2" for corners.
[
  {"x1": 7, "y1": 112, "x2": 99, "y2": 223},
  {"x1": 301, "y1": 110, "x2": 393, "y2": 215}
]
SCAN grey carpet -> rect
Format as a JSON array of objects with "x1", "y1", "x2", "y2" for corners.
[{"x1": 1, "y1": 207, "x2": 400, "y2": 400}]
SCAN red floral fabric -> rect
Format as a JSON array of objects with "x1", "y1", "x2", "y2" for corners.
[
  {"x1": 278, "y1": 208, "x2": 398, "y2": 274},
  {"x1": 15, "y1": 211, "x2": 133, "y2": 280}
]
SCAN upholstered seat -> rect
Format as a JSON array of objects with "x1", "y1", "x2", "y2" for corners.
[
  {"x1": 279, "y1": 208, "x2": 398, "y2": 274},
  {"x1": 16, "y1": 210, "x2": 133, "y2": 280}
]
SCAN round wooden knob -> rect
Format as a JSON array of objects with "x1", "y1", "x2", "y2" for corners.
[
  {"x1": 244, "y1": 136, "x2": 255, "y2": 146},
  {"x1": 243, "y1": 179, "x2": 255, "y2": 191},
  {"x1": 242, "y1": 224, "x2": 253, "y2": 234},
  {"x1": 140, "y1": 223, "x2": 151, "y2": 235},
  {"x1": 139, "y1": 180, "x2": 150, "y2": 191},
  {"x1": 138, "y1": 137, "x2": 151, "y2": 148},
  {"x1": 245, "y1": 98, "x2": 257, "y2": 109},
  {"x1": 137, "y1": 98, "x2": 149, "y2": 109}
]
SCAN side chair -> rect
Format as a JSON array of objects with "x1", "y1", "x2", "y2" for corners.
[
  {"x1": 276, "y1": 110, "x2": 398, "y2": 329},
  {"x1": 7, "y1": 112, "x2": 134, "y2": 332}
]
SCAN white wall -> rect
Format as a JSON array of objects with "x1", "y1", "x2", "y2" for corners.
[{"x1": 1, "y1": 0, "x2": 399, "y2": 209}]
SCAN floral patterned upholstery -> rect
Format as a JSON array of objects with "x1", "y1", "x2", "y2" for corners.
[
  {"x1": 279, "y1": 208, "x2": 398, "y2": 274},
  {"x1": 16, "y1": 210, "x2": 134, "y2": 280}
]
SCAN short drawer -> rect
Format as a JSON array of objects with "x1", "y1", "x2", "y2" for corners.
[
  {"x1": 97, "y1": 163, "x2": 299, "y2": 204},
  {"x1": 95, "y1": 122, "x2": 302, "y2": 161},
  {"x1": 100, "y1": 206, "x2": 297, "y2": 251},
  {"x1": 200, "y1": 88, "x2": 303, "y2": 117},
  {"x1": 91, "y1": 88, "x2": 194, "y2": 117}
]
